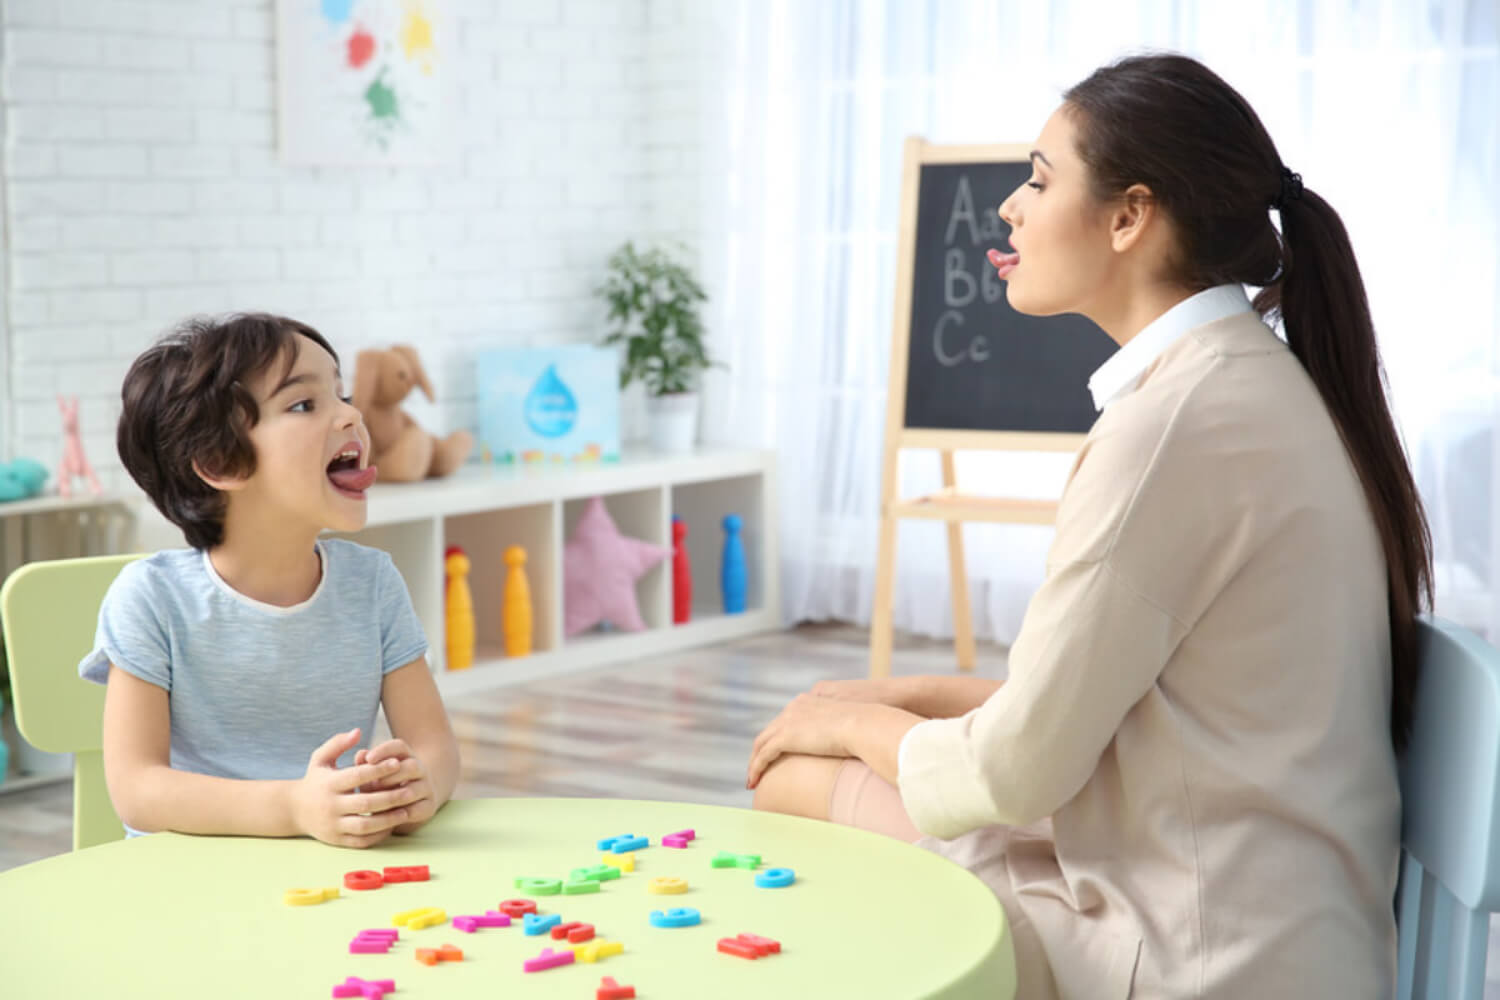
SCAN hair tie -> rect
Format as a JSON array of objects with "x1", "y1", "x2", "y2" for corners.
[{"x1": 1271, "y1": 166, "x2": 1303, "y2": 210}]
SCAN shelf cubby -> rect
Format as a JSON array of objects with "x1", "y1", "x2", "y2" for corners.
[{"x1": 340, "y1": 447, "x2": 779, "y2": 696}]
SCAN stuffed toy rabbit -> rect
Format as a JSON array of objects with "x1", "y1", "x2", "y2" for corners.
[{"x1": 351, "y1": 345, "x2": 473, "y2": 483}]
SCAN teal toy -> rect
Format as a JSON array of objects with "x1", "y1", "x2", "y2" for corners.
[{"x1": 0, "y1": 458, "x2": 48, "y2": 502}]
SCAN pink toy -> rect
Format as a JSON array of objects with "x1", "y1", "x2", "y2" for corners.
[
  {"x1": 662, "y1": 828, "x2": 696, "y2": 849},
  {"x1": 672, "y1": 516, "x2": 692, "y2": 624},
  {"x1": 453, "y1": 910, "x2": 511, "y2": 933},
  {"x1": 55, "y1": 395, "x2": 101, "y2": 498},
  {"x1": 349, "y1": 929, "x2": 399, "y2": 954},
  {"x1": 331, "y1": 977, "x2": 395, "y2": 999},
  {"x1": 523, "y1": 947, "x2": 576, "y2": 973},
  {"x1": 563, "y1": 497, "x2": 668, "y2": 636}
]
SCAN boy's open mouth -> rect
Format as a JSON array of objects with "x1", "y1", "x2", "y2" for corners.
[{"x1": 327, "y1": 445, "x2": 377, "y2": 497}]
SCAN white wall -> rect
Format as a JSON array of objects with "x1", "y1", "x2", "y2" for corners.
[{"x1": 1, "y1": 0, "x2": 716, "y2": 488}]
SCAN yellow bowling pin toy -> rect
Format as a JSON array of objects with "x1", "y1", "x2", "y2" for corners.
[
  {"x1": 444, "y1": 545, "x2": 474, "y2": 670},
  {"x1": 503, "y1": 545, "x2": 533, "y2": 657}
]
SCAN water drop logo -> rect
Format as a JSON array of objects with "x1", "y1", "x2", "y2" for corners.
[{"x1": 524, "y1": 365, "x2": 578, "y2": 438}]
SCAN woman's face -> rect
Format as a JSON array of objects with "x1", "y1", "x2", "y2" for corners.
[{"x1": 995, "y1": 106, "x2": 1118, "y2": 317}]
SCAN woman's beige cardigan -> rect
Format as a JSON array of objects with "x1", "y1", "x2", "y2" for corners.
[{"x1": 899, "y1": 312, "x2": 1399, "y2": 999}]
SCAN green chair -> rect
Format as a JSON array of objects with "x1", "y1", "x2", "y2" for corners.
[{"x1": 1, "y1": 554, "x2": 142, "y2": 850}]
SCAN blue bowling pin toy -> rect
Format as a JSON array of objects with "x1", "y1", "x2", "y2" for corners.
[{"x1": 721, "y1": 514, "x2": 747, "y2": 614}]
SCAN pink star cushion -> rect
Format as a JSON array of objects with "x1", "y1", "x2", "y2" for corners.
[{"x1": 563, "y1": 497, "x2": 668, "y2": 636}]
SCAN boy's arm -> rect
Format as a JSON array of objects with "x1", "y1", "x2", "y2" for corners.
[
  {"x1": 101, "y1": 665, "x2": 419, "y2": 846},
  {"x1": 370, "y1": 656, "x2": 460, "y2": 833}
]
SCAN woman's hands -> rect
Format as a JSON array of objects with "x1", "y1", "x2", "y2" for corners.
[
  {"x1": 747, "y1": 695, "x2": 922, "y2": 791},
  {"x1": 287, "y1": 729, "x2": 430, "y2": 848},
  {"x1": 808, "y1": 676, "x2": 916, "y2": 710}
]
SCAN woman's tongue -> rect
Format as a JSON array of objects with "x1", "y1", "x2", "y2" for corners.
[
  {"x1": 328, "y1": 465, "x2": 378, "y2": 494},
  {"x1": 987, "y1": 247, "x2": 1020, "y2": 278}
]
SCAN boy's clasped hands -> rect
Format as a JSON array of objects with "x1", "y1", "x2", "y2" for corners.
[{"x1": 292, "y1": 727, "x2": 439, "y2": 848}]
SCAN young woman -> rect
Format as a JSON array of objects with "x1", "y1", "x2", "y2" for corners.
[{"x1": 747, "y1": 54, "x2": 1431, "y2": 998}]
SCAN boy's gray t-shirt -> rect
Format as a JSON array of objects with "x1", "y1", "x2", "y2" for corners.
[{"x1": 80, "y1": 538, "x2": 429, "y2": 791}]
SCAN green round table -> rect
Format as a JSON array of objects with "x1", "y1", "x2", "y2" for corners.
[{"x1": 0, "y1": 797, "x2": 1015, "y2": 999}]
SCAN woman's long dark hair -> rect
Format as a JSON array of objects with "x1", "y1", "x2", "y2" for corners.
[{"x1": 1064, "y1": 54, "x2": 1433, "y2": 751}]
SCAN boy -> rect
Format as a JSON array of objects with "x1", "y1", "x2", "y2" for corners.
[{"x1": 80, "y1": 313, "x2": 459, "y2": 847}]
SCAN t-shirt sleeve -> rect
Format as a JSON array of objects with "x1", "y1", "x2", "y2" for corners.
[
  {"x1": 78, "y1": 562, "x2": 172, "y2": 691},
  {"x1": 377, "y1": 552, "x2": 429, "y2": 673}
]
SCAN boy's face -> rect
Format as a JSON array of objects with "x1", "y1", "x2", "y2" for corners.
[{"x1": 224, "y1": 333, "x2": 375, "y2": 536}]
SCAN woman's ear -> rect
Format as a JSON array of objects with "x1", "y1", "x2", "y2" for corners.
[{"x1": 1109, "y1": 183, "x2": 1157, "y2": 254}]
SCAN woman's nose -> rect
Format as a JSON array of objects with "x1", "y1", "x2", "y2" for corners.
[{"x1": 997, "y1": 199, "x2": 1016, "y2": 229}]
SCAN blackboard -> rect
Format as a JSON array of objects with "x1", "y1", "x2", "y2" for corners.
[{"x1": 903, "y1": 160, "x2": 1116, "y2": 434}]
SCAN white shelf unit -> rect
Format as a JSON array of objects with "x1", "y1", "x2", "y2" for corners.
[{"x1": 337, "y1": 447, "x2": 780, "y2": 696}]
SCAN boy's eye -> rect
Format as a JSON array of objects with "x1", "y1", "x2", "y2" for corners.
[{"x1": 289, "y1": 399, "x2": 313, "y2": 413}]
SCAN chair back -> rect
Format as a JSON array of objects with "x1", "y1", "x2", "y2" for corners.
[
  {"x1": 1, "y1": 554, "x2": 142, "y2": 849},
  {"x1": 1396, "y1": 617, "x2": 1500, "y2": 999}
]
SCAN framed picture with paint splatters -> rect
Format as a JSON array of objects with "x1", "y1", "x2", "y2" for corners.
[{"x1": 276, "y1": 0, "x2": 452, "y2": 165}]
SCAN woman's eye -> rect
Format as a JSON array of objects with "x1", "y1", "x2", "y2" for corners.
[
  {"x1": 339, "y1": 395, "x2": 353, "y2": 406},
  {"x1": 1027, "y1": 180, "x2": 1045, "y2": 191}
]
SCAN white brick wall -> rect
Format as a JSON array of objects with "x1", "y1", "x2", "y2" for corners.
[{"x1": 1, "y1": 0, "x2": 714, "y2": 485}]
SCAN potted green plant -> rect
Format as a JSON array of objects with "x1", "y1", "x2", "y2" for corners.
[{"x1": 596, "y1": 242, "x2": 715, "y2": 453}]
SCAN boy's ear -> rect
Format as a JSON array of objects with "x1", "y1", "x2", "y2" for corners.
[{"x1": 191, "y1": 459, "x2": 248, "y2": 493}]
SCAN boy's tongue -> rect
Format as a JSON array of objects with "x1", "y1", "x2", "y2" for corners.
[{"x1": 329, "y1": 466, "x2": 378, "y2": 492}]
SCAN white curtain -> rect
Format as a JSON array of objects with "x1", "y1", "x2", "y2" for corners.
[{"x1": 693, "y1": 0, "x2": 1500, "y2": 644}]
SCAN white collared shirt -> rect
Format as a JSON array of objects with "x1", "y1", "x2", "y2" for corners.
[{"x1": 1086, "y1": 284, "x2": 1254, "y2": 411}]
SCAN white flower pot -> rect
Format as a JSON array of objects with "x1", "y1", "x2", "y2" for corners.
[{"x1": 647, "y1": 392, "x2": 700, "y2": 454}]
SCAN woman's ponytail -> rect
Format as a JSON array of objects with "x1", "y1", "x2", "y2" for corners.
[{"x1": 1256, "y1": 186, "x2": 1433, "y2": 750}]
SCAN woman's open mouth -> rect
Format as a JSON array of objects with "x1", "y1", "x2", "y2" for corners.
[{"x1": 987, "y1": 247, "x2": 1019, "y2": 279}]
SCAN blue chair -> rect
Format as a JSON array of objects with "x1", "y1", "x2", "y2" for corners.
[{"x1": 1396, "y1": 617, "x2": 1500, "y2": 999}]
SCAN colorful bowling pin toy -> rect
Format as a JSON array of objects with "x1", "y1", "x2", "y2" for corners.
[
  {"x1": 444, "y1": 546, "x2": 474, "y2": 670},
  {"x1": 721, "y1": 514, "x2": 747, "y2": 614},
  {"x1": 672, "y1": 516, "x2": 692, "y2": 624},
  {"x1": 503, "y1": 545, "x2": 533, "y2": 657}
]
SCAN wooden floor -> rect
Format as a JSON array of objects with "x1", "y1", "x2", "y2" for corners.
[{"x1": 6, "y1": 622, "x2": 1498, "y2": 997}]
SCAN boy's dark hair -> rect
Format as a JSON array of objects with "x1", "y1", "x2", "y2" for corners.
[{"x1": 117, "y1": 313, "x2": 339, "y2": 550}]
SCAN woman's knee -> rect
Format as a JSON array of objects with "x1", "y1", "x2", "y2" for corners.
[{"x1": 752, "y1": 753, "x2": 845, "y2": 820}]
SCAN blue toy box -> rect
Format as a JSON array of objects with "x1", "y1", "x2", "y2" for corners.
[{"x1": 477, "y1": 346, "x2": 621, "y2": 465}]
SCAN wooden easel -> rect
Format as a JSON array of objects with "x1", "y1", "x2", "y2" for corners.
[{"x1": 868, "y1": 138, "x2": 1088, "y2": 678}]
